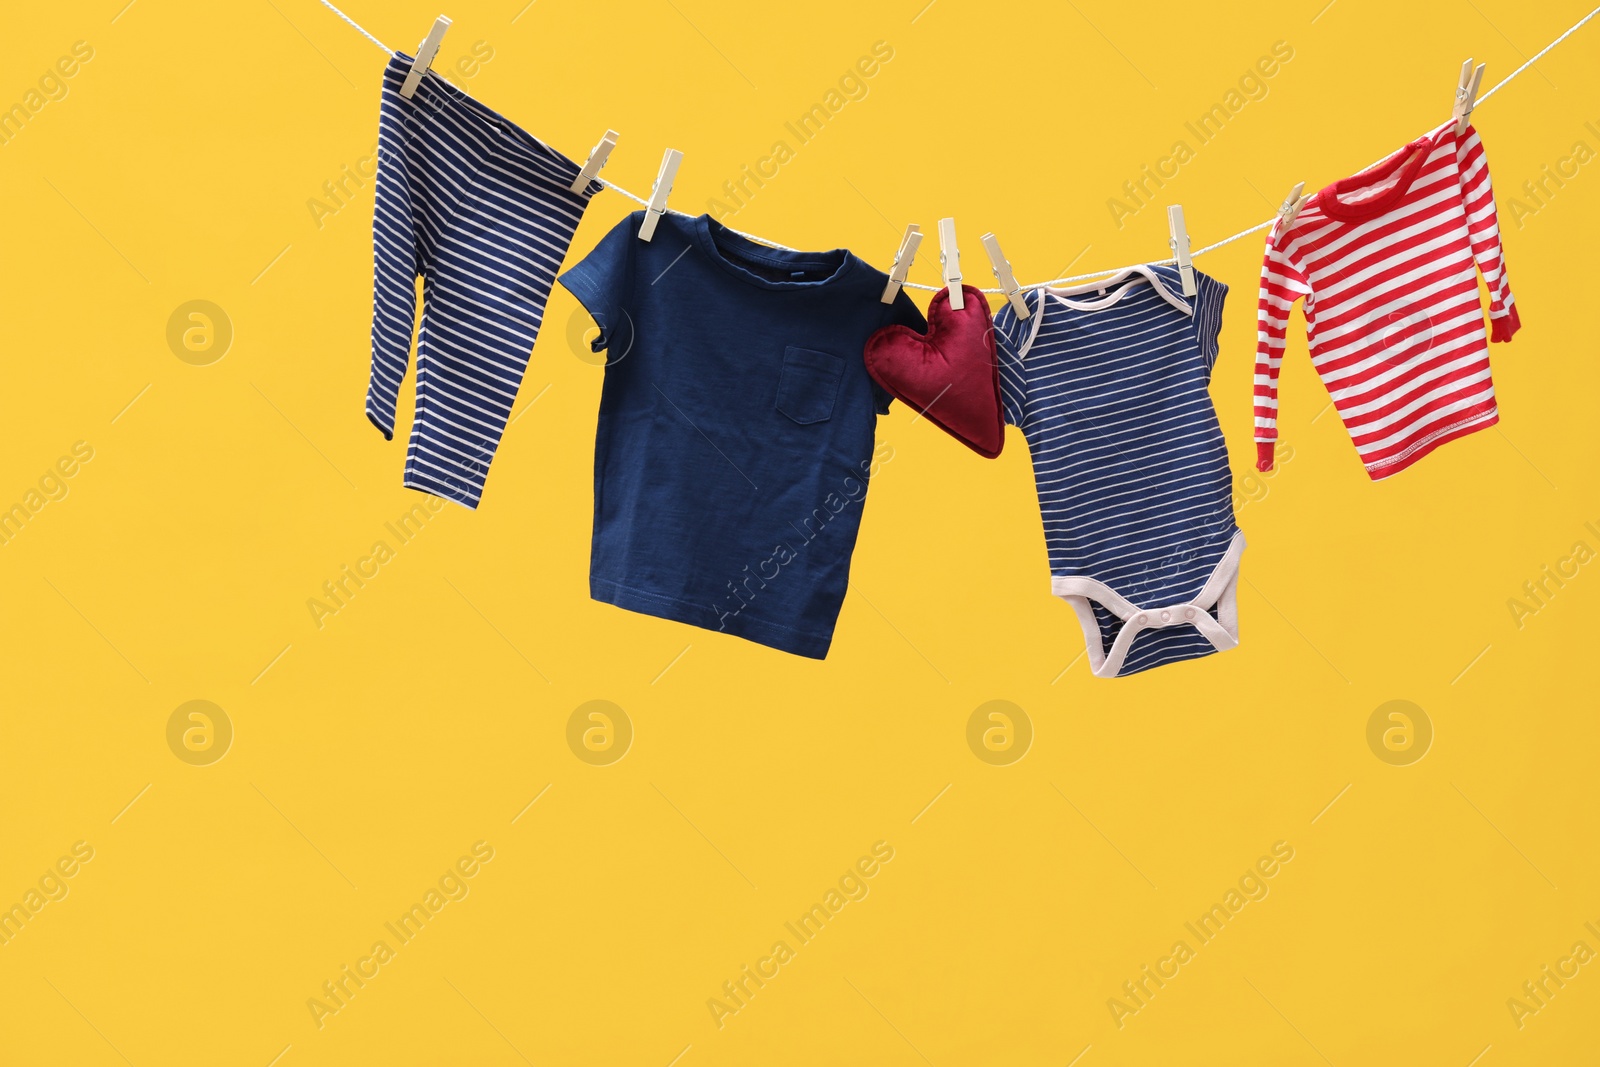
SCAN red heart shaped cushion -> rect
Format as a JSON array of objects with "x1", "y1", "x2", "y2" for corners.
[{"x1": 865, "y1": 284, "x2": 1005, "y2": 458}]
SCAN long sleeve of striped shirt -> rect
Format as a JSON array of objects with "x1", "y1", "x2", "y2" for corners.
[
  {"x1": 1252, "y1": 123, "x2": 1519, "y2": 479},
  {"x1": 1252, "y1": 231, "x2": 1311, "y2": 471},
  {"x1": 1457, "y1": 126, "x2": 1520, "y2": 342}
]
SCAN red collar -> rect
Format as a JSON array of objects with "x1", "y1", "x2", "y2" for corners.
[{"x1": 1317, "y1": 130, "x2": 1443, "y2": 222}]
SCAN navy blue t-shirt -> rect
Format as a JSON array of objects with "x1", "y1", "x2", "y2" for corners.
[{"x1": 558, "y1": 212, "x2": 926, "y2": 658}]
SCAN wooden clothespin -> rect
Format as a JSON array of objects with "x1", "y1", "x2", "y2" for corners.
[
  {"x1": 1274, "y1": 181, "x2": 1307, "y2": 236},
  {"x1": 1453, "y1": 59, "x2": 1486, "y2": 135},
  {"x1": 638, "y1": 148, "x2": 683, "y2": 242},
  {"x1": 1167, "y1": 205, "x2": 1196, "y2": 297},
  {"x1": 570, "y1": 130, "x2": 620, "y2": 193},
  {"x1": 937, "y1": 217, "x2": 963, "y2": 310},
  {"x1": 981, "y1": 233, "x2": 1030, "y2": 319},
  {"x1": 399, "y1": 16, "x2": 451, "y2": 99},
  {"x1": 880, "y1": 224, "x2": 923, "y2": 304}
]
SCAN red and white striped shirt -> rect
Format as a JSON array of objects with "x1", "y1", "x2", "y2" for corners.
[{"x1": 1253, "y1": 123, "x2": 1519, "y2": 480}]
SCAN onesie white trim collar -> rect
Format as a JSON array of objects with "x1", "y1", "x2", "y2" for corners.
[{"x1": 1045, "y1": 264, "x2": 1193, "y2": 316}]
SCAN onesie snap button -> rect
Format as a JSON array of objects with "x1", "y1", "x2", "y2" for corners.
[
  {"x1": 1185, "y1": 608, "x2": 1197, "y2": 620},
  {"x1": 1135, "y1": 614, "x2": 1147, "y2": 626},
  {"x1": 1160, "y1": 610, "x2": 1172, "y2": 623}
]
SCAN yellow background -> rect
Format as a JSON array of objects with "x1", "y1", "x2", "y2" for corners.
[{"x1": 2, "y1": 0, "x2": 1598, "y2": 1064}]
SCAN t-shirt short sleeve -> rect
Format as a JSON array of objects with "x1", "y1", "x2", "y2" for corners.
[
  {"x1": 870, "y1": 289, "x2": 928, "y2": 415},
  {"x1": 558, "y1": 213, "x2": 639, "y2": 352},
  {"x1": 1192, "y1": 272, "x2": 1229, "y2": 378},
  {"x1": 993, "y1": 294, "x2": 1036, "y2": 428}
]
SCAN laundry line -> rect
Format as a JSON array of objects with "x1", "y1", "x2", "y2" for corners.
[{"x1": 318, "y1": 0, "x2": 1599, "y2": 293}]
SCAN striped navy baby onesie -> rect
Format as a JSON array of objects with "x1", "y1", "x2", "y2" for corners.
[
  {"x1": 994, "y1": 265, "x2": 1244, "y2": 678},
  {"x1": 366, "y1": 52, "x2": 594, "y2": 508}
]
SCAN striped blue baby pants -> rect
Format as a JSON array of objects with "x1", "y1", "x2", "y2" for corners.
[{"x1": 366, "y1": 52, "x2": 594, "y2": 508}]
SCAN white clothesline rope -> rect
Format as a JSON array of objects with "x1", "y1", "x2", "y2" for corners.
[{"x1": 319, "y1": 0, "x2": 1599, "y2": 293}]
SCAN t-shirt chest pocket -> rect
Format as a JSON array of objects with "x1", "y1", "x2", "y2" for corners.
[{"x1": 775, "y1": 346, "x2": 846, "y2": 425}]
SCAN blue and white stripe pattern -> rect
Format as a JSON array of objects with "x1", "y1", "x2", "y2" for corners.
[
  {"x1": 995, "y1": 266, "x2": 1244, "y2": 678},
  {"x1": 367, "y1": 53, "x2": 593, "y2": 508}
]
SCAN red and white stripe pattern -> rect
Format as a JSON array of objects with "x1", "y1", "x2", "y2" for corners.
[{"x1": 1253, "y1": 123, "x2": 1519, "y2": 480}]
